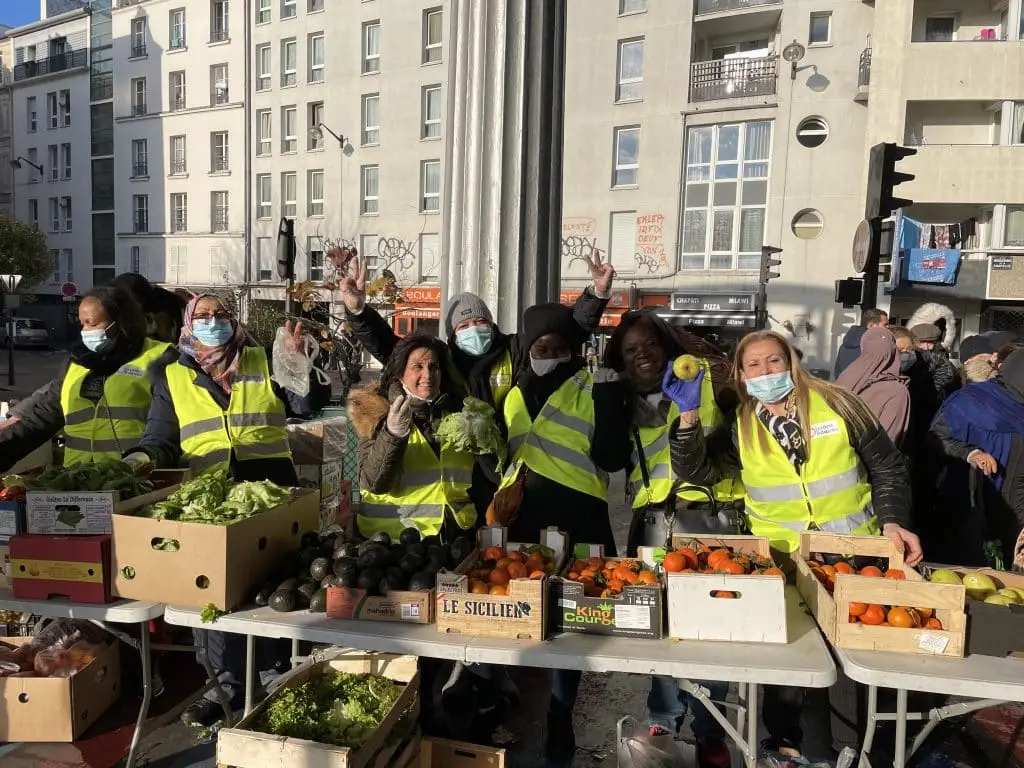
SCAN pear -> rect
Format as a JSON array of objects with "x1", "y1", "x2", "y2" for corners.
[
  {"x1": 1007, "y1": 587, "x2": 1024, "y2": 602},
  {"x1": 984, "y1": 594, "x2": 1016, "y2": 606},
  {"x1": 962, "y1": 572, "x2": 998, "y2": 602},
  {"x1": 928, "y1": 569, "x2": 962, "y2": 585},
  {"x1": 996, "y1": 588, "x2": 1023, "y2": 603},
  {"x1": 672, "y1": 355, "x2": 700, "y2": 382}
]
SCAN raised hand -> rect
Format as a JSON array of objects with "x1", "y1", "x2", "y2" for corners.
[
  {"x1": 584, "y1": 247, "x2": 616, "y2": 296},
  {"x1": 283, "y1": 319, "x2": 305, "y2": 354},
  {"x1": 386, "y1": 394, "x2": 413, "y2": 438},
  {"x1": 340, "y1": 257, "x2": 368, "y2": 314}
]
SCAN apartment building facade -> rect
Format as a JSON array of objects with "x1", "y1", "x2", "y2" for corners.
[{"x1": 0, "y1": 31, "x2": 13, "y2": 219}]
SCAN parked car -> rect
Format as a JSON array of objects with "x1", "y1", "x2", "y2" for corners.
[{"x1": 1, "y1": 318, "x2": 51, "y2": 348}]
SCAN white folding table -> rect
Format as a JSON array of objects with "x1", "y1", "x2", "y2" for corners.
[
  {"x1": 835, "y1": 646, "x2": 1024, "y2": 768},
  {"x1": 166, "y1": 586, "x2": 835, "y2": 767}
]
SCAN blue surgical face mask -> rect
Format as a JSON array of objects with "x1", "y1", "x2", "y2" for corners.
[
  {"x1": 744, "y1": 370, "x2": 795, "y2": 404},
  {"x1": 454, "y1": 325, "x2": 493, "y2": 357},
  {"x1": 193, "y1": 319, "x2": 234, "y2": 347},
  {"x1": 81, "y1": 328, "x2": 111, "y2": 353}
]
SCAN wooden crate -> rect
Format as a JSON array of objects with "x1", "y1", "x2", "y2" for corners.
[
  {"x1": 417, "y1": 737, "x2": 506, "y2": 767},
  {"x1": 795, "y1": 532, "x2": 966, "y2": 657},
  {"x1": 217, "y1": 652, "x2": 419, "y2": 768},
  {"x1": 655, "y1": 534, "x2": 788, "y2": 644}
]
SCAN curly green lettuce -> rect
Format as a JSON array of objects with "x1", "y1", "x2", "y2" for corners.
[
  {"x1": 132, "y1": 473, "x2": 290, "y2": 525},
  {"x1": 436, "y1": 397, "x2": 505, "y2": 458}
]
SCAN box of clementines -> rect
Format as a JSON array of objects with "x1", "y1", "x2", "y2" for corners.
[
  {"x1": 653, "y1": 534, "x2": 788, "y2": 643},
  {"x1": 436, "y1": 525, "x2": 567, "y2": 641},
  {"x1": 548, "y1": 544, "x2": 663, "y2": 639},
  {"x1": 795, "y1": 532, "x2": 967, "y2": 657}
]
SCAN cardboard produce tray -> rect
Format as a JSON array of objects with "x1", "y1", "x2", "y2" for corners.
[
  {"x1": 436, "y1": 526, "x2": 567, "y2": 641},
  {"x1": 112, "y1": 488, "x2": 319, "y2": 611},
  {"x1": 217, "y1": 651, "x2": 419, "y2": 768},
  {"x1": 795, "y1": 532, "x2": 966, "y2": 657}
]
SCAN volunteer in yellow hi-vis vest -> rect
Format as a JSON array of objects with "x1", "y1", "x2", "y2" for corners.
[
  {"x1": 350, "y1": 335, "x2": 486, "y2": 539},
  {"x1": 126, "y1": 294, "x2": 329, "y2": 486}
]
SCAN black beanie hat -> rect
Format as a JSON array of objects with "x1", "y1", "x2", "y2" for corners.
[{"x1": 522, "y1": 303, "x2": 580, "y2": 352}]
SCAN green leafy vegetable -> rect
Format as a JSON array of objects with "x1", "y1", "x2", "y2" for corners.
[
  {"x1": 436, "y1": 397, "x2": 505, "y2": 460},
  {"x1": 200, "y1": 603, "x2": 225, "y2": 623},
  {"x1": 132, "y1": 471, "x2": 291, "y2": 525},
  {"x1": 8, "y1": 459, "x2": 154, "y2": 497}
]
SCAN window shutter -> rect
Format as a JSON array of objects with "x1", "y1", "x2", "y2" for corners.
[{"x1": 610, "y1": 211, "x2": 637, "y2": 271}]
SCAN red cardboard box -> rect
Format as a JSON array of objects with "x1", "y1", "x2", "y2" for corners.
[{"x1": 10, "y1": 534, "x2": 112, "y2": 604}]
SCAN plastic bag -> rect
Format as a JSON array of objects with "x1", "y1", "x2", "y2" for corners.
[
  {"x1": 757, "y1": 746, "x2": 857, "y2": 768},
  {"x1": 271, "y1": 326, "x2": 330, "y2": 398},
  {"x1": 616, "y1": 716, "x2": 695, "y2": 767}
]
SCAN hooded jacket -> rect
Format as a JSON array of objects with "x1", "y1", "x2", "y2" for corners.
[{"x1": 834, "y1": 326, "x2": 866, "y2": 379}]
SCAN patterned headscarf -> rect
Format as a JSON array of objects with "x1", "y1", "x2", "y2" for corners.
[{"x1": 179, "y1": 294, "x2": 247, "y2": 392}]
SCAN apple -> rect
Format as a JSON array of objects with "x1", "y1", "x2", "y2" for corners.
[
  {"x1": 929, "y1": 569, "x2": 963, "y2": 585},
  {"x1": 962, "y1": 573, "x2": 998, "y2": 601},
  {"x1": 985, "y1": 594, "x2": 1016, "y2": 606},
  {"x1": 1008, "y1": 587, "x2": 1024, "y2": 602},
  {"x1": 997, "y1": 588, "x2": 1023, "y2": 603}
]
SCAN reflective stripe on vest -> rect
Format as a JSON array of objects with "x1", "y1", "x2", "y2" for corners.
[
  {"x1": 501, "y1": 371, "x2": 606, "y2": 500},
  {"x1": 60, "y1": 338, "x2": 173, "y2": 465},
  {"x1": 165, "y1": 347, "x2": 292, "y2": 475},
  {"x1": 489, "y1": 349, "x2": 514, "y2": 409},
  {"x1": 358, "y1": 423, "x2": 477, "y2": 539},
  {"x1": 737, "y1": 390, "x2": 878, "y2": 553}
]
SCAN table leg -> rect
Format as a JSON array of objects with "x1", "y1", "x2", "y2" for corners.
[
  {"x1": 196, "y1": 629, "x2": 234, "y2": 725},
  {"x1": 244, "y1": 633, "x2": 256, "y2": 716},
  {"x1": 736, "y1": 682, "x2": 747, "y2": 740},
  {"x1": 124, "y1": 622, "x2": 152, "y2": 768},
  {"x1": 893, "y1": 688, "x2": 908, "y2": 768},
  {"x1": 745, "y1": 682, "x2": 758, "y2": 768},
  {"x1": 679, "y1": 680, "x2": 751, "y2": 766},
  {"x1": 859, "y1": 684, "x2": 878, "y2": 768}
]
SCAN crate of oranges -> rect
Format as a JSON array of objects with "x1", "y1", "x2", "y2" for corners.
[
  {"x1": 549, "y1": 544, "x2": 663, "y2": 639},
  {"x1": 795, "y1": 532, "x2": 967, "y2": 657},
  {"x1": 650, "y1": 534, "x2": 788, "y2": 644},
  {"x1": 435, "y1": 525, "x2": 567, "y2": 641}
]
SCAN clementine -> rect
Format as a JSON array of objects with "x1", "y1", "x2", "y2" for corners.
[
  {"x1": 924, "y1": 617, "x2": 943, "y2": 630},
  {"x1": 507, "y1": 562, "x2": 528, "y2": 580},
  {"x1": 489, "y1": 568, "x2": 510, "y2": 586},
  {"x1": 719, "y1": 560, "x2": 746, "y2": 575},
  {"x1": 676, "y1": 548, "x2": 699, "y2": 570},
  {"x1": 636, "y1": 570, "x2": 658, "y2": 585},
  {"x1": 483, "y1": 546, "x2": 504, "y2": 562},
  {"x1": 834, "y1": 561, "x2": 855, "y2": 575},
  {"x1": 470, "y1": 580, "x2": 490, "y2": 594},
  {"x1": 859, "y1": 565, "x2": 883, "y2": 578},
  {"x1": 849, "y1": 601, "x2": 868, "y2": 617},
  {"x1": 663, "y1": 552, "x2": 686, "y2": 573},
  {"x1": 887, "y1": 607, "x2": 918, "y2": 628},
  {"x1": 488, "y1": 584, "x2": 508, "y2": 596},
  {"x1": 860, "y1": 604, "x2": 886, "y2": 625}
]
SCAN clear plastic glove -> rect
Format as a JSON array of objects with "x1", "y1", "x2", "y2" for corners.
[
  {"x1": 661, "y1": 365, "x2": 705, "y2": 413},
  {"x1": 386, "y1": 395, "x2": 413, "y2": 438},
  {"x1": 123, "y1": 451, "x2": 154, "y2": 476}
]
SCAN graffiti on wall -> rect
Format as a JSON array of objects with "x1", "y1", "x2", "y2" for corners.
[
  {"x1": 635, "y1": 213, "x2": 668, "y2": 274},
  {"x1": 560, "y1": 218, "x2": 598, "y2": 271}
]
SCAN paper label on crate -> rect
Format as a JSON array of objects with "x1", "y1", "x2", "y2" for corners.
[
  {"x1": 558, "y1": 598, "x2": 576, "y2": 609},
  {"x1": 810, "y1": 421, "x2": 840, "y2": 439},
  {"x1": 26, "y1": 494, "x2": 114, "y2": 534},
  {"x1": 613, "y1": 604, "x2": 651, "y2": 631},
  {"x1": 917, "y1": 632, "x2": 949, "y2": 654},
  {"x1": 11, "y1": 558, "x2": 104, "y2": 583},
  {"x1": 401, "y1": 603, "x2": 421, "y2": 620}
]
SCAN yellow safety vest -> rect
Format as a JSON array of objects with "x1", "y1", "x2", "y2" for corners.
[
  {"x1": 500, "y1": 370, "x2": 606, "y2": 501},
  {"x1": 358, "y1": 424, "x2": 477, "y2": 538},
  {"x1": 489, "y1": 349, "x2": 514, "y2": 409},
  {"x1": 737, "y1": 390, "x2": 879, "y2": 553},
  {"x1": 629, "y1": 360, "x2": 744, "y2": 508},
  {"x1": 60, "y1": 338, "x2": 173, "y2": 465},
  {"x1": 164, "y1": 347, "x2": 292, "y2": 475}
]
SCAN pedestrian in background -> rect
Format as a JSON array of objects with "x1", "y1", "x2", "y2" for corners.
[
  {"x1": 910, "y1": 323, "x2": 960, "y2": 401},
  {"x1": 957, "y1": 335, "x2": 997, "y2": 385},
  {"x1": 836, "y1": 328, "x2": 911, "y2": 448},
  {"x1": 834, "y1": 308, "x2": 888, "y2": 379}
]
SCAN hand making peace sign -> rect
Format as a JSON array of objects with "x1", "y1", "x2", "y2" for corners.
[{"x1": 584, "y1": 247, "x2": 616, "y2": 296}]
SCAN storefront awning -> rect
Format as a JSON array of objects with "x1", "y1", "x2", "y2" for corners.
[{"x1": 656, "y1": 311, "x2": 758, "y2": 328}]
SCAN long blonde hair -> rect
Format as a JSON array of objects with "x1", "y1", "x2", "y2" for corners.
[{"x1": 734, "y1": 330, "x2": 879, "y2": 451}]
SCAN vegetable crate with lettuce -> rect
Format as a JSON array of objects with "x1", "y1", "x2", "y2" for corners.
[
  {"x1": 111, "y1": 474, "x2": 320, "y2": 611},
  {"x1": 217, "y1": 651, "x2": 419, "y2": 768}
]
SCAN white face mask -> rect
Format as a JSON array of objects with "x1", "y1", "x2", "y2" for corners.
[
  {"x1": 530, "y1": 355, "x2": 570, "y2": 377},
  {"x1": 402, "y1": 383, "x2": 434, "y2": 405}
]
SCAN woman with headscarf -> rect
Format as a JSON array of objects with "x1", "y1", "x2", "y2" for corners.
[
  {"x1": 836, "y1": 328, "x2": 911, "y2": 448},
  {"x1": 128, "y1": 294, "x2": 329, "y2": 484}
]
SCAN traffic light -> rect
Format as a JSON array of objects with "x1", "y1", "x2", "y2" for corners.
[
  {"x1": 760, "y1": 245, "x2": 782, "y2": 285},
  {"x1": 865, "y1": 142, "x2": 916, "y2": 220},
  {"x1": 276, "y1": 217, "x2": 295, "y2": 281}
]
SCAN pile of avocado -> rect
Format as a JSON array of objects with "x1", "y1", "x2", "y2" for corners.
[{"x1": 254, "y1": 528, "x2": 475, "y2": 614}]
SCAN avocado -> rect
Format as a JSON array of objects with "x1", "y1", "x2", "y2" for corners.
[
  {"x1": 298, "y1": 546, "x2": 322, "y2": 574},
  {"x1": 254, "y1": 585, "x2": 276, "y2": 607},
  {"x1": 407, "y1": 570, "x2": 435, "y2": 591},
  {"x1": 277, "y1": 577, "x2": 299, "y2": 592},
  {"x1": 399, "y1": 552, "x2": 425, "y2": 575},
  {"x1": 404, "y1": 542, "x2": 427, "y2": 559},
  {"x1": 449, "y1": 537, "x2": 471, "y2": 565},
  {"x1": 336, "y1": 570, "x2": 358, "y2": 588},
  {"x1": 309, "y1": 557, "x2": 332, "y2": 582},
  {"x1": 269, "y1": 589, "x2": 296, "y2": 612},
  {"x1": 333, "y1": 556, "x2": 358, "y2": 578},
  {"x1": 356, "y1": 567, "x2": 385, "y2": 596},
  {"x1": 422, "y1": 535, "x2": 441, "y2": 548},
  {"x1": 426, "y1": 551, "x2": 447, "y2": 572},
  {"x1": 399, "y1": 527, "x2": 422, "y2": 546},
  {"x1": 309, "y1": 588, "x2": 328, "y2": 613},
  {"x1": 385, "y1": 566, "x2": 408, "y2": 590},
  {"x1": 335, "y1": 542, "x2": 359, "y2": 559},
  {"x1": 370, "y1": 531, "x2": 392, "y2": 548},
  {"x1": 320, "y1": 533, "x2": 340, "y2": 551},
  {"x1": 321, "y1": 575, "x2": 340, "y2": 589},
  {"x1": 300, "y1": 531, "x2": 322, "y2": 550},
  {"x1": 357, "y1": 546, "x2": 389, "y2": 570},
  {"x1": 298, "y1": 580, "x2": 319, "y2": 601}
]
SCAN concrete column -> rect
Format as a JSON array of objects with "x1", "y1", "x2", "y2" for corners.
[{"x1": 441, "y1": 0, "x2": 567, "y2": 332}]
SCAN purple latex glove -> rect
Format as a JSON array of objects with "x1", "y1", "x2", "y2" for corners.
[{"x1": 662, "y1": 364, "x2": 705, "y2": 412}]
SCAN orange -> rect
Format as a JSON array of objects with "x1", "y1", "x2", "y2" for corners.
[
  {"x1": 607, "y1": 578, "x2": 625, "y2": 592},
  {"x1": 712, "y1": 590, "x2": 737, "y2": 598},
  {"x1": 483, "y1": 546, "x2": 504, "y2": 562},
  {"x1": 860, "y1": 604, "x2": 886, "y2": 625},
  {"x1": 849, "y1": 601, "x2": 868, "y2": 617},
  {"x1": 819, "y1": 564, "x2": 837, "y2": 581},
  {"x1": 719, "y1": 560, "x2": 746, "y2": 575},
  {"x1": 707, "y1": 549, "x2": 732, "y2": 569},
  {"x1": 859, "y1": 565, "x2": 883, "y2": 578},
  {"x1": 663, "y1": 552, "x2": 686, "y2": 573},
  {"x1": 507, "y1": 562, "x2": 528, "y2": 580},
  {"x1": 924, "y1": 617, "x2": 943, "y2": 630},
  {"x1": 470, "y1": 580, "x2": 490, "y2": 594},
  {"x1": 527, "y1": 555, "x2": 548, "y2": 574},
  {"x1": 885, "y1": 569, "x2": 907, "y2": 580},
  {"x1": 529, "y1": 570, "x2": 546, "y2": 579},
  {"x1": 636, "y1": 570, "x2": 658, "y2": 585},
  {"x1": 587, "y1": 557, "x2": 605, "y2": 571},
  {"x1": 676, "y1": 548, "x2": 699, "y2": 570},
  {"x1": 488, "y1": 584, "x2": 508, "y2": 596},
  {"x1": 887, "y1": 607, "x2": 917, "y2": 628},
  {"x1": 834, "y1": 561, "x2": 855, "y2": 575},
  {"x1": 496, "y1": 557, "x2": 512, "y2": 569},
  {"x1": 915, "y1": 606, "x2": 934, "y2": 619},
  {"x1": 507, "y1": 551, "x2": 525, "y2": 563},
  {"x1": 489, "y1": 568, "x2": 510, "y2": 586},
  {"x1": 761, "y1": 567, "x2": 784, "y2": 578}
]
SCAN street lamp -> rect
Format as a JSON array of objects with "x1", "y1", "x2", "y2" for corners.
[
  {"x1": 10, "y1": 156, "x2": 44, "y2": 176},
  {"x1": 0, "y1": 274, "x2": 24, "y2": 387},
  {"x1": 309, "y1": 123, "x2": 352, "y2": 321}
]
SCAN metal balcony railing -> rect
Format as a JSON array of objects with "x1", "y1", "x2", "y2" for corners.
[
  {"x1": 212, "y1": 215, "x2": 229, "y2": 232},
  {"x1": 131, "y1": 162, "x2": 148, "y2": 178},
  {"x1": 211, "y1": 157, "x2": 229, "y2": 173},
  {"x1": 133, "y1": 215, "x2": 149, "y2": 233},
  {"x1": 171, "y1": 96, "x2": 186, "y2": 111},
  {"x1": 170, "y1": 36, "x2": 186, "y2": 51},
  {"x1": 131, "y1": 44, "x2": 147, "y2": 57},
  {"x1": 170, "y1": 159, "x2": 187, "y2": 175},
  {"x1": 132, "y1": 101, "x2": 147, "y2": 116},
  {"x1": 689, "y1": 56, "x2": 778, "y2": 102},
  {"x1": 172, "y1": 215, "x2": 187, "y2": 232},
  {"x1": 14, "y1": 49, "x2": 89, "y2": 82},
  {"x1": 212, "y1": 88, "x2": 229, "y2": 105},
  {"x1": 858, "y1": 47, "x2": 871, "y2": 89},
  {"x1": 211, "y1": 27, "x2": 229, "y2": 43},
  {"x1": 694, "y1": 0, "x2": 780, "y2": 15}
]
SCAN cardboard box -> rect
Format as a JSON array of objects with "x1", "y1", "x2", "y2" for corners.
[
  {"x1": 297, "y1": 460, "x2": 345, "y2": 532},
  {"x1": 0, "y1": 502, "x2": 25, "y2": 538},
  {"x1": 10, "y1": 534, "x2": 112, "y2": 604},
  {"x1": 418, "y1": 738, "x2": 506, "y2": 768},
  {"x1": 111, "y1": 489, "x2": 319, "y2": 611},
  {"x1": 795, "y1": 533, "x2": 967, "y2": 657},
  {"x1": 0, "y1": 635, "x2": 121, "y2": 742},
  {"x1": 217, "y1": 651, "x2": 419, "y2": 768},
  {"x1": 549, "y1": 544, "x2": 663, "y2": 639},
  {"x1": 0, "y1": 541, "x2": 10, "y2": 589},
  {"x1": 436, "y1": 526, "x2": 566, "y2": 641},
  {"x1": 287, "y1": 416, "x2": 349, "y2": 465}
]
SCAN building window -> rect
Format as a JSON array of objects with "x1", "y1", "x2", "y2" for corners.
[
  {"x1": 131, "y1": 78, "x2": 147, "y2": 115},
  {"x1": 1006, "y1": 207, "x2": 1024, "y2": 247},
  {"x1": 925, "y1": 17, "x2": 955, "y2": 42},
  {"x1": 281, "y1": 106, "x2": 297, "y2": 152},
  {"x1": 257, "y1": 110, "x2": 272, "y2": 156},
  {"x1": 211, "y1": 63, "x2": 229, "y2": 105},
  {"x1": 616, "y1": 39, "x2": 644, "y2": 102},
  {"x1": 170, "y1": 135, "x2": 186, "y2": 174},
  {"x1": 309, "y1": 0, "x2": 324, "y2": 11},
  {"x1": 421, "y1": 159, "x2": 440, "y2": 213},
  {"x1": 61, "y1": 143, "x2": 71, "y2": 180},
  {"x1": 257, "y1": 0, "x2": 271, "y2": 24},
  {"x1": 47, "y1": 92, "x2": 58, "y2": 129},
  {"x1": 256, "y1": 45, "x2": 271, "y2": 91},
  {"x1": 808, "y1": 12, "x2": 831, "y2": 45},
  {"x1": 609, "y1": 211, "x2": 637, "y2": 272},
  {"x1": 133, "y1": 194, "x2": 149, "y2": 233},
  {"x1": 422, "y1": 86, "x2": 441, "y2": 139},
  {"x1": 27, "y1": 149, "x2": 39, "y2": 183},
  {"x1": 257, "y1": 237, "x2": 273, "y2": 281},
  {"x1": 309, "y1": 34, "x2": 324, "y2": 82},
  {"x1": 49, "y1": 197, "x2": 58, "y2": 232},
  {"x1": 791, "y1": 209, "x2": 824, "y2": 240},
  {"x1": 281, "y1": 172, "x2": 297, "y2": 217},
  {"x1": 361, "y1": 93, "x2": 379, "y2": 145},
  {"x1": 619, "y1": 0, "x2": 646, "y2": 14},
  {"x1": 59, "y1": 89, "x2": 70, "y2": 126},
  {"x1": 128, "y1": 245, "x2": 141, "y2": 274},
  {"x1": 28, "y1": 199, "x2": 38, "y2": 229},
  {"x1": 131, "y1": 17, "x2": 147, "y2": 57},
  {"x1": 211, "y1": 192, "x2": 229, "y2": 232},
  {"x1": 308, "y1": 102, "x2": 324, "y2": 149},
  {"x1": 281, "y1": 38, "x2": 297, "y2": 87},
  {"x1": 48, "y1": 145, "x2": 58, "y2": 181},
  {"x1": 681, "y1": 120, "x2": 772, "y2": 270},
  {"x1": 613, "y1": 126, "x2": 640, "y2": 187},
  {"x1": 308, "y1": 239, "x2": 324, "y2": 281},
  {"x1": 63, "y1": 249, "x2": 73, "y2": 282},
  {"x1": 360, "y1": 234, "x2": 379, "y2": 279},
  {"x1": 419, "y1": 233, "x2": 440, "y2": 282},
  {"x1": 210, "y1": 131, "x2": 229, "y2": 172},
  {"x1": 423, "y1": 8, "x2": 442, "y2": 64},
  {"x1": 131, "y1": 139, "x2": 148, "y2": 178},
  {"x1": 308, "y1": 170, "x2": 324, "y2": 216},
  {"x1": 795, "y1": 116, "x2": 829, "y2": 148},
  {"x1": 257, "y1": 174, "x2": 272, "y2": 219},
  {"x1": 282, "y1": 0, "x2": 297, "y2": 19},
  {"x1": 61, "y1": 197, "x2": 72, "y2": 231},
  {"x1": 361, "y1": 165, "x2": 379, "y2": 214},
  {"x1": 171, "y1": 192, "x2": 187, "y2": 232},
  {"x1": 49, "y1": 249, "x2": 60, "y2": 283},
  {"x1": 169, "y1": 8, "x2": 186, "y2": 49},
  {"x1": 211, "y1": 0, "x2": 229, "y2": 42},
  {"x1": 170, "y1": 70, "x2": 186, "y2": 111},
  {"x1": 26, "y1": 97, "x2": 36, "y2": 132},
  {"x1": 363, "y1": 21, "x2": 380, "y2": 74}
]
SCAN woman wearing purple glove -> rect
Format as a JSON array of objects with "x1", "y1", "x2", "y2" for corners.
[{"x1": 661, "y1": 363, "x2": 706, "y2": 413}]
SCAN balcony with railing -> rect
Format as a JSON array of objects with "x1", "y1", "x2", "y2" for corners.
[
  {"x1": 211, "y1": 156, "x2": 229, "y2": 173},
  {"x1": 694, "y1": 0, "x2": 781, "y2": 16},
  {"x1": 170, "y1": 159, "x2": 187, "y2": 175},
  {"x1": 689, "y1": 55, "x2": 778, "y2": 103},
  {"x1": 14, "y1": 49, "x2": 89, "y2": 82},
  {"x1": 211, "y1": 27, "x2": 229, "y2": 43},
  {"x1": 131, "y1": 100, "x2": 147, "y2": 117}
]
